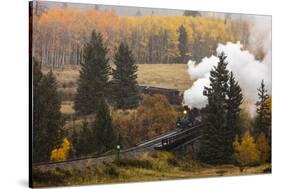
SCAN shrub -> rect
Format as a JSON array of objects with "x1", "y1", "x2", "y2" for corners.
[
  {"x1": 102, "y1": 162, "x2": 120, "y2": 178},
  {"x1": 150, "y1": 152, "x2": 175, "y2": 171},
  {"x1": 256, "y1": 133, "x2": 270, "y2": 163},
  {"x1": 112, "y1": 94, "x2": 178, "y2": 147},
  {"x1": 32, "y1": 167, "x2": 71, "y2": 185},
  {"x1": 114, "y1": 158, "x2": 153, "y2": 169}
]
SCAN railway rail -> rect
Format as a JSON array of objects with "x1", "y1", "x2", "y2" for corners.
[{"x1": 33, "y1": 124, "x2": 201, "y2": 168}]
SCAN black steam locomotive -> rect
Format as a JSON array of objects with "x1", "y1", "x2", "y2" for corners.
[{"x1": 176, "y1": 108, "x2": 202, "y2": 129}]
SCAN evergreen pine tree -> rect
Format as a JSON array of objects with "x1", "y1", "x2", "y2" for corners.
[
  {"x1": 93, "y1": 98, "x2": 117, "y2": 153},
  {"x1": 111, "y1": 42, "x2": 140, "y2": 109},
  {"x1": 33, "y1": 60, "x2": 64, "y2": 162},
  {"x1": 76, "y1": 120, "x2": 94, "y2": 156},
  {"x1": 255, "y1": 80, "x2": 271, "y2": 138},
  {"x1": 71, "y1": 128, "x2": 79, "y2": 157},
  {"x1": 74, "y1": 29, "x2": 110, "y2": 115},
  {"x1": 199, "y1": 52, "x2": 230, "y2": 164},
  {"x1": 177, "y1": 25, "x2": 188, "y2": 63},
  {"x1": 226, "y1": 71, "x2": 243, "y2": 156}
]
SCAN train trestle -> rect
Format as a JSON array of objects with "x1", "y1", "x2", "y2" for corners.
[{"x1": 154, "y1": 125, "x2": 202, "y2": 157}]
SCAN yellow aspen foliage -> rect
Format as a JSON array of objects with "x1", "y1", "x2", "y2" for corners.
[
  {"x1": 233, "y1": 131, "x2": 260, "y2": 166},
  {"x1": 256, "y1": 133, "x2": 270, "y2": 164},
  {"x1": 34, "y1": 7, "x2": 242, "y2": 66},
  {"x1": 50, "y1": 138, "x2": 71, "y2": 161}
]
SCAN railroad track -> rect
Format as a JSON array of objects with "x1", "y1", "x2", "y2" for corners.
[{"x1": 33, "y1": 125, "x2": 201, "y2": 169}]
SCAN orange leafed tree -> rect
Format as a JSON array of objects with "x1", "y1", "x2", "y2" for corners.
[{"x1": 50, "y1": 138, "x2": 71, "y2": 161}]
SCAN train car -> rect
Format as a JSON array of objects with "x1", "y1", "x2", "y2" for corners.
[{"x1": 138, "y1": 85, "x2": 183, "y2": 105}]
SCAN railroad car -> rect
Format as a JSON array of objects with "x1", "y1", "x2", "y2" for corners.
[{"x1": 138, "y1": 85, "x2": 183, "y2": 105}]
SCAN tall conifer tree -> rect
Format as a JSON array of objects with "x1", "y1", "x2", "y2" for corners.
[
  {"x1": 199, "y1": 52, "x2": 230, "y2": 164},
  {"x1": 33, "y1": 60, "x2": 64, "y2": 162},
  {"x1": 93, "y1": 98, "x2": 117, "y2": 152},
  {"x1": 111, "y1": 42, "x2": 140, "y2": 109},
  {"x1": 255, "y1": 80, "x2": 271, "y2": 138},
  {"x1": 226, "y1": 71, "x2": 243, "y2": 157},
  {"x1": 74, "y1": 30, "x2": 110, "y2": 115},
  {"x1": 76, "y1": 120, "x2": 93, "y2": 155}
]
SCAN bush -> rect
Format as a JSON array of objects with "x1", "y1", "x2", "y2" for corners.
[
  {"x1": 112, "y1": 94, "x2": 178, "y2": 147},
  {"x1": 150, "y1": 152, "x2": 175, "y2": 171},
  {"x1": 32, "y1": 167, "x2": 71, "y2": 185},
  {"x1": 114, "y1": 158, "x2": 153, "y2": 169},
  {"x1": 102, "y1": 162, "x2": 120, "y2": 178},
  {"x1": 256, "y1": 133, "x2": 270, "y2": 164}
]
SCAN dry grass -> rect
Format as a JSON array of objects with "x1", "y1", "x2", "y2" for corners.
[
  {"x1": 137, "y1": 64, "x2": 192, "y2": 92},
  {"x1": 42, "y1": 67, "x2": 79, "y2": 86},
  {"x1": 43, "y1": 64, "x2": 192, "y2": 92},
  {"x1": 42, "y1": 64, "x2": 193, "y2": 115},
  {"x1": 33, "y1": 153, "x2": 271, "y2": 188},
  {"x1": 61, "y1": 101, "x2": 75, "y2": 115}
]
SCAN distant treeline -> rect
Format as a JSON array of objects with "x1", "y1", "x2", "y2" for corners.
[{"x1": 32, "y1": 7, "x2": 249, "y2": 67}]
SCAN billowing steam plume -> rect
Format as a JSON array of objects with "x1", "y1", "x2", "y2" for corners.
[
  {"x1": 183, "y1": 40, "x2": 271, "y2": 116},
  {"x1": 183, "y1": 15, "x2": 271, "y2": 116}
]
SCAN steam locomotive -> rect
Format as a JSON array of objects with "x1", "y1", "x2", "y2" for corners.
[
  {"x1": 137, "y1": 85, "x2": 202, "y2": 129},
  {"x1": 176, "y1": 108, "x2": 202, "y2": 129}
]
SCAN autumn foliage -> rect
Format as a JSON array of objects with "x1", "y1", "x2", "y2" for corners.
[
  {"x1": 33, "y1": 7, "x2": 243, "y2": 67},
  {"x1": 256, "y1": 133, "x2": 270, "y2": 164},
  {"x1": 50, "y1": 138, "x2": 71, "y2": 161},
  {"x1": 233, "y1": 131, "x2": 260, "y2": 166},
  {"x1": 112, "y1": 94, "x2": 177, "y2": 147}
]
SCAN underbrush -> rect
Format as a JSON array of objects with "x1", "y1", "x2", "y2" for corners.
[
  {"x1": 32, "y1": 167, "x2": 71, "y2": 186},
  {"x1": 32, "y1": 152, "x2": 271, "y2": 187}
]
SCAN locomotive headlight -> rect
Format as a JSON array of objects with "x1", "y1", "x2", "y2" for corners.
[{"x1": 183, "y1": 110, "x2": 187, "y2": 114}]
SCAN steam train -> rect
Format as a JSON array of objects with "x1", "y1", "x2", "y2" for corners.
[
  {"x1": 138, "y1": 85, "x2": 202, "y2": 129},
  {"x1": 138, "y1": 85, "x2": 183, "y2": 105},
  {"x1": 176, "y1": 108, "x2": 202, "y2": 129}
]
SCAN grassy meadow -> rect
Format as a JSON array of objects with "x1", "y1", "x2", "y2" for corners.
[{"x1": 42, "y1": 64, "x2": 192, "y2": 115}]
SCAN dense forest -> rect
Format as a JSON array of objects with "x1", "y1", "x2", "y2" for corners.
[{"x1": 32, "y1": 6, "x2": 249, "y2": 67}]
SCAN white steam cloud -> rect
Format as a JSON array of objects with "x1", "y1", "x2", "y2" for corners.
[
  {"x1": 183, "y1": 42, "x2": 271, "y2": 115},
  {"x1": 183, "y1": 15, "x2": 271, "y2": 116}
]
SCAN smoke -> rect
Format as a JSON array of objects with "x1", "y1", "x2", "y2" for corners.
[{"x1": 183, "y1": 42, "x2": 271, "y2": 116}]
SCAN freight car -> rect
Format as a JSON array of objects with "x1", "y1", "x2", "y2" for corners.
[{"x1": 138, "y1": 85, "x2": 183, "y2": 105}]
